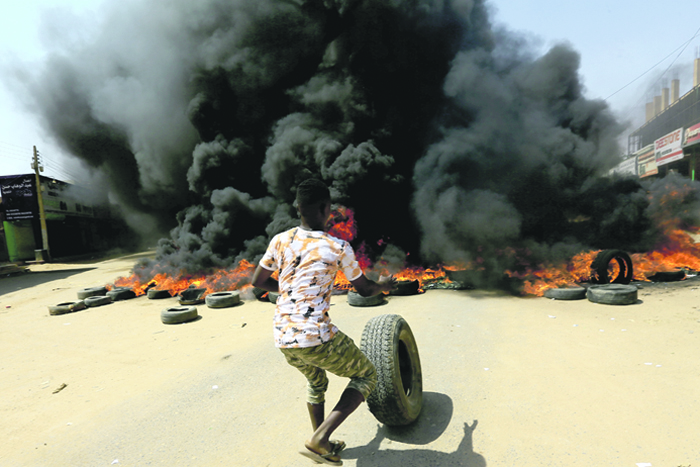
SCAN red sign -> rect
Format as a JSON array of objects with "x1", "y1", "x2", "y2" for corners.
[
  {"x1": 655, "y1": 128, "x2": 684, "y2": 166},
  {"x1": 684, "y1": 122, "x2": 700, "y2": 147}
]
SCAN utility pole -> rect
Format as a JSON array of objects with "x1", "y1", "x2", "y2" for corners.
[{"x1": 31, "y1": 146, "x2": 51, "y2": 262}]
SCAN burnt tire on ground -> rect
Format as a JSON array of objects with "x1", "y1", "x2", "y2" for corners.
[
  {"x1": 543, "y1": 286, "x2": 586, "y2": 300},
  {"x1": 107, "y1": 287, "x2": 137, "y2": 301},
  {"x1": 647, "y1": 270, "x2": 686, "y2": 282},
  {"x1": 590, "y1": 250, "x2": 634, "y2": 284},
  {"x1": 147, "y1": 289, "x2": 172, "y2": 299},
  {"x1": 390, "y1": 280, "x2": 420, "y2": 296},
  {"x1": 179, "y1": 288, "x2": 206, "y2": 305},
  {"x1": 161, "y1": 306, "x2": 199, "y2": 324},
  {"x1": 586, "y1": 284, "x2": 638, "y2": 305},
  {"x1": 84, "y1": 295, "x2": 112, "y2": 307},
  {"x1": 49, "y1": 301, "x2": 87, "y2": 316},
  {"x1": 360, "y1": 314, "x2": 423, "y2": 426},
  {"x1": 77, "y1": 286, "x2": 108, "y2": 300},
  {"x1": 205, "y1": 291, "x2": 241, "y2": 308},
  {"x1": 348, "y1": 291, "x2": 385, "y2": 307}
]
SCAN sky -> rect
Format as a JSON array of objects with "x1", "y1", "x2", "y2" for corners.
[{"x1": 1, "y1": 0, "x2": 699, "y2": 181}]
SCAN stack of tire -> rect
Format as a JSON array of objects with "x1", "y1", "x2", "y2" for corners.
[{"x1": 543, "y1": 249, "x2": 638, "y2": 305}]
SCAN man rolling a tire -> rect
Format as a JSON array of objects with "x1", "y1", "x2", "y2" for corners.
[{"x1": 252, "y1": 178, "x2": 395, "y2": 466}]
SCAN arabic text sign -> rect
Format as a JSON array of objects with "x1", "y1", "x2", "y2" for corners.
[{"x1": 0, "y1": 175, "x2": 37, "y2": 221}]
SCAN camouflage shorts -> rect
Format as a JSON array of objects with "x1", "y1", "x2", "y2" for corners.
[{"x1": 280, "y1": 331, "x2": 377, "y2": 404}]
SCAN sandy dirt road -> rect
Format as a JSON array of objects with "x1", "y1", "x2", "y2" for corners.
[{"x1": 1, "y1": 252, "x2": 699, "y2": 467}]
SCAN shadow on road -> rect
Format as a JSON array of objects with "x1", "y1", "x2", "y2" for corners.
[
  {"x1": 0, "y1": 268, "x2": 96, "y2": 297},
  {"x1": 344, "y1": 392, "x2": 487, "y2": 466}
]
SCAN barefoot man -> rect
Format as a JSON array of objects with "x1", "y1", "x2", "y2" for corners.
[{"x1": 252, "y1": 178, "x2": 395, "y2": 466}]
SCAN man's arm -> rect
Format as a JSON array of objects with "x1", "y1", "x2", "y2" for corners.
[
  {"x1": 350, "y1": 274, "x2": 397, "y2": 297},
  {"x1": 251, "y1": 265, "x2": 279, "y2": 292}
]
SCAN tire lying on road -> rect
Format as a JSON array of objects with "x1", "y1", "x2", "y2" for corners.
[
  {"x1": 590, "y1": 249, "x2": 634, "y2": 284},
  {"x1": 360, "y1": 314, "x2": 423, "y2": 426},
  {"x1": 390, "y1": 280, "x2": 420, "y2": 296},
  {"x1": 49, "y1": 301, "x2": 87, "y2": 316},
  {"x1": 84, "y1": 295, "x2": 112, "y2": 307},
  {"x1": 205, "y1": 291, "x2": 241, "y2": 308},
  {"x1": 647, "y1": 270, "x2": 686, "y2": 282},
  {"x1": 586, "y1": 284, "x2": 638, "y2": 305},
  {"x1": 107, "y1": 287, "x2": 137, "y2": 301},
  {"x1": 147, "y1": 289, "x2": 172, "y2": 299},
  {"x1": 543, "y1": 286, "x2": 587, "y2": 300},
  {"x1": 161, "y1": 306, "x2": 199, "y2": 324},
  {"x1": 348, "y1": 290, "x2": 385, "y2": 307},
  {"x1": 267, "y1": 291, "x2": 280, "y2": 303},
  {"x1": 77, "y1": 286, "x2": 108, "y2": 300}
]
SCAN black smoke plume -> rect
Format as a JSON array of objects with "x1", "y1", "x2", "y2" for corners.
[{"x1": 8, "y1": 0, "x2": 699, "y2": 288}]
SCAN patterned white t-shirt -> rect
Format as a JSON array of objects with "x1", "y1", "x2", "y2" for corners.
[{"x1": 259, "y1": 227, "x2": 363, "y2": 348}]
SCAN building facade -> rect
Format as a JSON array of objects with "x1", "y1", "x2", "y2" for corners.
[
  {"x1": 617, "y1": 59, "x2": 700, "y2": 179},
  {"x1": 0, "y1": 174, "x2": 131, "y2": 262}
]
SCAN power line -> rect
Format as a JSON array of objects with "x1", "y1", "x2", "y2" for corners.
[{"x1": 605, "y1": 25, "x2": 700, "y2": 101}]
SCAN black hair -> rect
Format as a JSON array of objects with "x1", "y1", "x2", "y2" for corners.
[{"x1": 296, "y1": 179, "x2": 330, "y2": 207}]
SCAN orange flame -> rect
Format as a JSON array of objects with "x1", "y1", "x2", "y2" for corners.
[{"x1": 113, "y1": 259, "x2": 256, "y2": 297}]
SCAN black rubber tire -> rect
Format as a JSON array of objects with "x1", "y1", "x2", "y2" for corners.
[
  {"x1": 390, "y1": 280, "x2": 420, "y2": 296},
  {"x1": 107, "y1": 287, "x2": 137, "y2": 301},
  {"x1": 147, "y1": 289, "x2": 172, "y2": 299},
  {"x1": 77, "y1": 286, "x2": 108, "y2": 300},
  {"x1": 360, "y1": 314, "x2": 423, "y2": 426},
  {"x1": 83, "y1": 295, "x2": 112, "y2": 307},
  {"x1": 586, "y1": 284, "x2": 638, "y2": 305},
  {"x1": 268, "y1": 291, "x2": 280, "y2": 303},
  {"x1": 647, "y1": 270, "x2": 686, "y2": 282},
  {"x1": 543, "y1": 286, "x2": 586, "y2": 300},
  {"x1": 161, "y1": 306, "x2": 199, "y2": 324},
  {"x1": 179, "y1": 288, "x2": 206, "y2": 305},
  {"x1": 348, "y1": 291, "x2": 385, "y2": 307},
  {"x1": 205, "y1": 291, "x2": 241, "y2": 308},
  {"x1": 590, "y1": 250, "x2": 634, "y2": 284},
  {"x1": 253, "y1": 287, "x2": 267, "y2": 299},
  {"x1": 48, "y1": 301, "x2": 87, "y2": 316}
]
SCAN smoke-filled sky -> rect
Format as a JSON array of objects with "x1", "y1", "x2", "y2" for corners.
[
  {"x1": 1, "y1": 0, "x2": 699, "y2": 179},
  {"x1": 1, "y1": 0, "x2": 700, "y2": 290}
]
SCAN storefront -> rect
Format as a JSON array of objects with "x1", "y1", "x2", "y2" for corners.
[{"x1": 0, "y1": 174, "x2": 130, "y2": 262}]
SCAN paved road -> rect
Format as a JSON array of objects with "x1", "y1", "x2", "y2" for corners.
[{"x1": 1, "y1": 254, "x2": 698, "y2": 466}]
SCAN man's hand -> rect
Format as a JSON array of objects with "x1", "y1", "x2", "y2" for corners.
[
  {"x1": 378, "y1": 275, "x2": 398, "y2": 293},
  {"x1": 351, "y1": 274, "x2": 396, "y2": 297}
]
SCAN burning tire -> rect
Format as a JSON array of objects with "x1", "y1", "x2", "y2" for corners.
[
  {"x1": 205, "y1": 291, "x2": 241, "y2": 308},
  {"x1": 178, "y1": 288, "x2": 206, "y2": 305},
  {"x1": 647, "y1": 270, "x2": 686, "y2": 282},
  {"x1": 147, "y1": 289, "x2": 172, "y2": 299},
  {"x1": 49, "y1": 301, "x2": 87, "y2": 316},
  {"x1": 543, "y1": 286, "x2": 586, "y2": 300},
  {"x1": 84, "y1": 296, "x2": 112, "y2": 307},
  {"x1": 590, "y1": 250, "x2": 633, "y2": 284},
  {"x1": 268, "y1": 291, "x2": 280, "y2": 303},
  {"x1": 360, "y1": 314, "x2": 423, "y2": 426},
  {"x1": 586, "y1": 284, "x2": 638, "y2": 305},
  {"x1": 348, "y1": 291, "x2": 385, "y2": 307},
  {"x1": 161, "y1": 306, "x2": 199, "y2": 324},
  {"x1": 390, "y1": 280, "x2": 420, "y2": 296},
  {"x1": 77, "y1": 286, "x2": 108, "y2": 300},
  {"x1": 107, "y1": 287, "x2": 137, "y2": 301}
]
